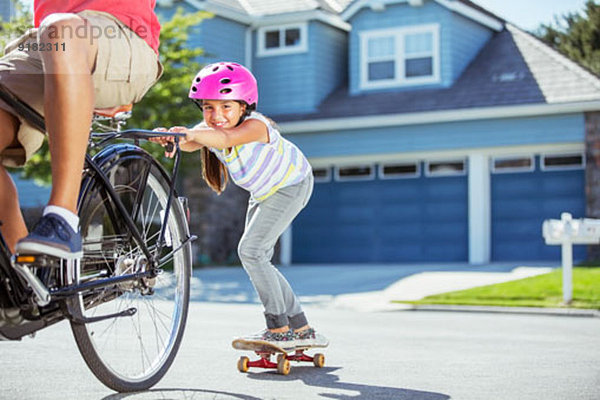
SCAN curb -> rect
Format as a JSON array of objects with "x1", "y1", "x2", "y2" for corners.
[{"x1": 406, "y1": 304, "x2": 600, "y2": 318}]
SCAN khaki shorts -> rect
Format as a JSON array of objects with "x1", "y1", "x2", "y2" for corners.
[{"x1": 0, "y1": 10, "x2": 163, "y2": 167}]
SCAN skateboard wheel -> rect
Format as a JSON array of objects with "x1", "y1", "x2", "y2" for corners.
[
  {"x1": 237, "y1": 356, "x2": 249, "y2": 373},
  {"x1": 313, "y1": 353, "x2": 325, "y2": 368},
  {"x1": 277, "y1": 358, "x2": 290, "y2": 375}
]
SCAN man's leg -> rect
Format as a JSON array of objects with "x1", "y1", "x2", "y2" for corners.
[
  {"x1": 0, "y1": 109, "x2": 26, "y2": 253},
  {"x1": 15, "y1": 14, "x2": 97, "y2": 258},
  {"x1": 39, "y1": 14, "x2": 97, "y2": 213}
]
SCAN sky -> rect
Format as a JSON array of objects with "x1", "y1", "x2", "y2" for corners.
[
  {"x1": 17, "y1": 0, "x2": 590, "y2": 31},
  {"x1": 467, "y1": 0, "x2": 589, "y2": 31}
]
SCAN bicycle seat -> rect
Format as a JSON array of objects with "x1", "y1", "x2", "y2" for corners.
[{"x1": 94, "y1": 104, "x2": 133, "y2": 118}]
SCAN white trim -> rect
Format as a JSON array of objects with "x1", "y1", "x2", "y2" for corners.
[
  {"x1": 334, "y1": 164, "x2": 376, "y2": 181},
  {"x1": 491, "y1": 155, "x2": 535, "y2": 174},
  {"x1": 312, "y1": 167, "x2": 332, "y2": 183},
  {"x1": 468, "y1": 153, "x2": 491, "y2": 264},
  {"x1": 541, "y1": 152, "x2": 586, "y2": 171},
  {"x1": 434, "y1": 0, "x2": 503, "y2": 31},
  {"x1": 306, "y1": 143, "x2": 584, "y2": 168},
  {"x1": 245, "y1": 26, "x2": 252, "y2": 69},
  {"x1": 280, "y1": 226, "x2": 292, "y2": 266},
  {"x1": 341, "y1": 0, "x2": 503, "y2": 32},
  {"x1": 279, "y1": 101, "x2": 600, "y2": 133},
  {"x1": 253, "y1": 11, "x2": 351, "y2": 32},
  {"x1": 342, "y1": 0, "x2": 405, "y2": 20},
  {"x1": 378, "y1": 161, "x2": 421, "y2": 179},
  {"x1": 425, "y1": 159, "x2": 466, "y2": 177},
  {"x1": 359, "y1": 24, "x2": 440, "y2": 90},
  {"x1": 257, "y1": 23, "x2": 308, "y2": 57},
  {"x1": 185, "y1": 1, "x2": 351, "y2": 31},
  {"x1": 184, "y1": 0, "x2": 253, "y2": 24}
]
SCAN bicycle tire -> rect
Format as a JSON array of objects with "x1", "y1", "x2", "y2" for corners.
[{"x1": 71, "y1": 145, "x2": 191, "y2": 392}]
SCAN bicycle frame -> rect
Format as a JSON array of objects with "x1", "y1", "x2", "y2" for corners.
[{"x1": 0, "y1": 82, "x2": 194, "y2": 338}]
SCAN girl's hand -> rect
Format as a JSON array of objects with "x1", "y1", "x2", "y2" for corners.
[
  {"x1": 168, "y1": 126, "x2": 192, "y2": 144},
  {"x1": 150, "y1": 127, "x2": 177, "y2": 158}
]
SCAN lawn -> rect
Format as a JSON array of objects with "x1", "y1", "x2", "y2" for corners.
[{"x1": 396, "y1": 267, "x2": 600, "y2": 309}]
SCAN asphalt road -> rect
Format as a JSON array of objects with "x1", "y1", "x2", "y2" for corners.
[{"x1": 1, "y1": 301, "x2": 598, "y2": 400}]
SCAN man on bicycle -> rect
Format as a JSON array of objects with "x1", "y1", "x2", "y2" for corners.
[{"x1": 0, "y1": 1, "x2": 162, "y2": 259}]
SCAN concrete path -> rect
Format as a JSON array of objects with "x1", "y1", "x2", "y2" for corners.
[{"x1": 191, "y1": 262, "x2": 558, "y2": 312}]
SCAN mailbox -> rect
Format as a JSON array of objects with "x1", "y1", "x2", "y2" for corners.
[
  {"x1": 542, "y1": 212, "x2": 597, "y2": 304},
  {"x1": 543, "y1": 213, "x2": 600, "y2": 245}
]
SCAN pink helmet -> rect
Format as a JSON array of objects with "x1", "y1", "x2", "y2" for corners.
[{"x1": 189, "y1": 62, "x2": 258, "y2": 107}]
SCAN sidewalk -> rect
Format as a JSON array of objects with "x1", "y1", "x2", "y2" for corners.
[
  {"x1": 331, "y1": 266, "x2": 554, "y2": 312},
  {"x1": 191, "y1": 263, "x2": 600, "y2": 318},
  {"x1": 331, "y1": 265, "x2": 600, "y2": 318}
]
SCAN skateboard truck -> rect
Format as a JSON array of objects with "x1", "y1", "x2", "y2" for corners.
[{"x1": 237, "y1": 348, "x2": 325, "y2": 375}]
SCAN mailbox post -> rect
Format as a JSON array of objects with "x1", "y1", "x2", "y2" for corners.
[{"x1": 542, "y1": 212, "x2": 600, "y2": 304}]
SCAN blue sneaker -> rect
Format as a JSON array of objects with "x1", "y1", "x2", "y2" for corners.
[{"x1": 16, "y1": 213, "x2": 82, "y2": 259}]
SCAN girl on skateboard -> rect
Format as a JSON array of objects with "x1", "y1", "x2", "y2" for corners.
[{"x1": 151, "y1": 62, "x2": 328, "y2": 349}]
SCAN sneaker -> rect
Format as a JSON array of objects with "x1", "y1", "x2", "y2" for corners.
[
  {"x1": 236, "y1": 329, "x2": 296, "y2": 349},
  {"x1": 294, "y1": 328, "x2": 329, "y2": 348},
  {"x1": 15, "y1": 213, "x2": 82, "y2": 260}
]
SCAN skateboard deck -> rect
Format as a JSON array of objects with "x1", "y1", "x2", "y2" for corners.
[{"x1": 232, "y1": 338, "x2": 325, "y2": 375}]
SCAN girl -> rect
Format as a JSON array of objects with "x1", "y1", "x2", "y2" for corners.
[{"x1": 152, "y1": 62, "x2": 328, "y2": 349}]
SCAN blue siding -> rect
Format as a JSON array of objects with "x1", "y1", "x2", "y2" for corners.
[
  {"x1": 192, "y1": 16, "x2": 247, "y2": 65},
  {"x1": 348, "y1": 2, "x2": 493, "y2": 94},
  {"x1": 156, "y1": 5, "x2": 247, "y2": 64},
  {"x1": 287, "y1": 113, "x2": 585, "y2": 158},
  {"x1": 449, "y1": 13, "x2": 493, "y2": 82},
  {"x1": 293, "y1": 166, "x2": 468, "y2": 262},
  {"x1": 255, "y1": 22, "x2": 347, "y2": 116},
  {"x1": 11, "y1": 174, "x2": 50, "y2": 209},
  {"x1": 308, "y1": 22, "x2": 348, "y2": 114},
  {"x1": 491, "y1": 157, "x2": 585, "y2": 261},
  {"x1": 0, "y1": 1, "x2": 14, "y2": 22}
]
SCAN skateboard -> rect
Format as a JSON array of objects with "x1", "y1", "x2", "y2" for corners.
[{"x1": 232, "y1": 338, "x2": 325, "y2": 375}]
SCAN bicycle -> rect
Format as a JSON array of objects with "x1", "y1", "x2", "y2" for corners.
[{"x1": 0, "y1": 83, "x2": 196, "y2": 392}]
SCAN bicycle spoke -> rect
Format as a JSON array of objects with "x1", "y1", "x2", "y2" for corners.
[{"x1": 72, "y1": 155, "x2": 190, "y2": 391}]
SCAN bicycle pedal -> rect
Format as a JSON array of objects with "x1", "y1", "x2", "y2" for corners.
[{"x1": 15, "y1": 254, "x2": 61, "y2": 268}]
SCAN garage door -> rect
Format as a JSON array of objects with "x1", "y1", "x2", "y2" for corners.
[
  {"x1": 491, "y1": 153, "x2": 586, "y2": 261},
  {"x1": 293, "y1": 160, "x2": 468, "y2": 263}
]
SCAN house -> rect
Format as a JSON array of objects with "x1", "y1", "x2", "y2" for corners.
[
  {"x1": 156, "y1": 0, "x2": 600, "y2": 264},
  {"x1": 0, "y1": 0, "x2": 15, "y2": 22}
]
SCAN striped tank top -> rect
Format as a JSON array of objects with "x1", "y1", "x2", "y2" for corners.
[{"x1": 210, "y1": 112, "x2": 312, "y2": 201}]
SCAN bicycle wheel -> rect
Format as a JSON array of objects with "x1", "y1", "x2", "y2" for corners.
[{"x1": 71, "y1": 145, "x2": 191, "y2": 392}]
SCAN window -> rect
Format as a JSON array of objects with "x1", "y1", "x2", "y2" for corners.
[
  {"x1": 541, "y1": 153, "x2": 585, "y2": 171},
  {"x1": 360, "y1": 24, "x2": 440, "y2": 89},
  {"x1": 334, "y1": 165, "x2": 375, "y2": 181},
  {"x1": 491, "y1": 156, "x2": 534, "y2": 173},
  {"x1": 313, "y1": 167, "x2": 331, "y2": 183},
  {"x1": 425, "y1": 160, "x2": 466, "y2": 177},
  {"x1": 257, "y1": 24, "x2": 307, "y2": 57},
  {"x1": 379, "y1": 162, "x2": 420, "y2": 179}
]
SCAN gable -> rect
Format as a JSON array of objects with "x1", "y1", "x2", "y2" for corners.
[{"x1": 342, "y1": 0, "x2": 503, "y2": 31}]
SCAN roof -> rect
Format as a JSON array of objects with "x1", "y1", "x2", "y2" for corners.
[
  {"x1": 274, "y1": 24, "x2": 600, "y2": 123},
  {"x1": 189, "y1": 0, "x2": 352, "y2": 16}
]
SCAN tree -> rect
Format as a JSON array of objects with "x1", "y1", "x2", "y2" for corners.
[
  {"x1": 0, "y1": 0, "x2": 31, "y2": 52},
  {"x1": 536, "y1": 0, "x2": 600, "y2": 76}
]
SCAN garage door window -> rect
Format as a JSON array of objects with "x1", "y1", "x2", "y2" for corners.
[
  {"x1": 542, "y1": 153, "x2": 585, "y2": 171},
  {"x1": 379, "y1": 162, "x2": 420, "y2": 179},
  {"x1": 492, "y1": 156, "x2": 534, "y2": 173},
  {"x1": 425, "y1": 160, "x2": 466, "y2": 177},
  {"x1": 313, "y1": 167, "x2": 331, "y2": 183},
  {"x1": 335, "y1": 165, "x2": 375, "y2": 181}
]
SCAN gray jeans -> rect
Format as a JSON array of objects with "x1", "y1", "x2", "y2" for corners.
[{"x1": 238, "y1": 174, "x2": 314, "y2": 330}]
